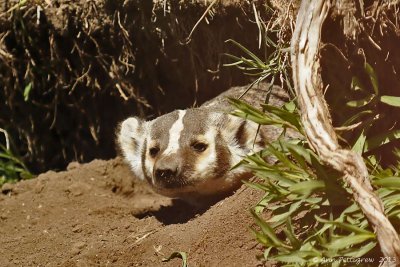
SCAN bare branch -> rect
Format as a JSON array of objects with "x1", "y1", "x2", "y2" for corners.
[{"x1": 291, "y1": 0, "x2": 400, "y2": 264}]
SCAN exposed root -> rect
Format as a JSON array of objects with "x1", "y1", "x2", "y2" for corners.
[{"x1": 291, "y1": 0, "x2": 400, "y2": 263}]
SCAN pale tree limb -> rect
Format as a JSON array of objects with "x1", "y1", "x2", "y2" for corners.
[{"x1": 291, "y1": 0, "x2": 400, "y2": 265}]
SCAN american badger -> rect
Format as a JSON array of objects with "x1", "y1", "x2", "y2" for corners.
[{"x1": 118, "y1": 83, "x2": 289, "y2": 203}]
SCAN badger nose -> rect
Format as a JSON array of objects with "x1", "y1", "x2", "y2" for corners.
[
  {"x1": 155, "y1": 168, "x2": 177, "y2": 180},
  {"x1": 154, "y1": 167, "x2": 181, "y2": 188},
  {"x1": 153, "y1": 155, "x2": 182, "y2": 188}
]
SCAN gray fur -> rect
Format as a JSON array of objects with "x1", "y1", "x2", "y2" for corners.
[{"x1": 117, "y1": 82, "x2": 290, "y2": 204}]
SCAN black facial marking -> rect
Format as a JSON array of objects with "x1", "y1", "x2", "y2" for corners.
[
  {"x1": 130, "y1": 138, "x2": 138, "y2": 151},
  {"x1": 141, "y1": 139, "x2": 152, "y2": 183},
  {"x1": 256, "y1": 129, "x2": 266, "y2": 147},
  {"x1": 214, "y1": 131, "x2": 231, "y2": 179},
  {"x1": 235, "y1": 120, "x2": 248, "y2": 149},
  {"x1": 191, "y1": 141, "x2": 208, "y2": 152},
  {"x1": 149, "y1": 146, "x2": 160, "y2": 158}
]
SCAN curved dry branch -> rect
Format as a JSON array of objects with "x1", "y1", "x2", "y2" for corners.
[{"x1": 291, "y1": 0, "x2": 400, "y2": 265}]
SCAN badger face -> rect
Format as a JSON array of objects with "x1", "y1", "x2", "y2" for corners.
[{"x1": 118, "y1": 108, "x2": 264, "y2": 200}]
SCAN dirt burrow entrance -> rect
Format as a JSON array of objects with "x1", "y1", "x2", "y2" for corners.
[{"x1": 0, "y1": 158, "x2": 270, "y2": 266}]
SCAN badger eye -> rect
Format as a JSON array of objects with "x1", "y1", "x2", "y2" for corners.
[
  {"x1": 149, "y1": 147, "x2": 160, "y2": 157},
  {"x1": 191, "y1": 142, "x2": 208, "y2": 152}
]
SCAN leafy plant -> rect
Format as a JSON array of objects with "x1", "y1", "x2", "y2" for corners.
[
  {"x1": 220, "y1": 1, "x2": 400, "y2": 264},
  {"x1": 343, "y1": 63, "x2": 400, "y2": 163},
  {"x1": 225, "y1": 23, "x2": 400, "y2": 266},
  {"x1": 230, "y1": 97, "x2": 400, "y2": 266},
  {"x1": 0, "y1": 130, "x2": 33, "y2": 186},
  {"x1": 224, "y1": 6, "x2": 294, "y2": 99}
]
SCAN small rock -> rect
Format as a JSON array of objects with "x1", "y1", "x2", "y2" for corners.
[
  {"x1": 34, "y1": 180, "x2": 45, "y2": 194},
  {"x1": 67, "y1": 161, "x2": 81, "y2": 170},
  {"x1": 1, "y1": 183, "x2": 14, "y2": 194},
  {"x1": 72, "y1": 225, "x2": 82, "y2": 233},
  {"x1": 123, "y1": 222, "x2": 131, "y2": 229},
  {"x1": 71, "y1": 241, "x2": 86, "y2": 255},
  {"x1": 66, "y1": 182, "x2": 91, "y2": 197}
]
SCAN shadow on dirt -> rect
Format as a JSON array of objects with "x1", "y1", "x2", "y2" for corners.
[{"x1": 132, "y1": 197, "x2": 226, "y2": 225}]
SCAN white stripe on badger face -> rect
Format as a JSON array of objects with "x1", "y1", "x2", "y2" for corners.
[
  {"x1": 145, "y1": 139, "x2": 157, "y2": 185},
  {"x1": 163, "y1": 110, "x2": 186, "y2": 155},
  {"x1": 195, "y1": 128, "x2": 217, "y2": 177}
]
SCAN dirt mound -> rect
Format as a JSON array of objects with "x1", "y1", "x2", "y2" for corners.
[{"x1": 0, "y1": 158, "x2": 269, "y2": 266}]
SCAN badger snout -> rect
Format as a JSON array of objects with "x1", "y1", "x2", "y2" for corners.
[
  {"x1": 155, "y1": 168, "x2": 177, "y2": 180},
  {"x1": 153, "y1": 155, "x2": 184, "y2": 188}
]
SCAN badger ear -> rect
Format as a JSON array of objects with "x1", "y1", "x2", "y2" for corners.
[
  {"x1": 118, "y1": 117, "x2": 144, "y2": 147},
  {"x1": 117, "y1": 117, "x2": 148, "y2": 180},
  {"x1": 219, "y1": 114, "x2": 261, "y2": 152},
  {"x1": 219, "y1": 115, "x2": 247, "y2": 144}
]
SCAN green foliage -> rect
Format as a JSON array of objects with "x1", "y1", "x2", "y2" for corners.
[
  {"x1": 221, "y1": 3, "x2": 400, "y2": 265},
  {"x1": 162, "y1": 251, "x2": 188, "y2": 267},
  {"x1": 225, "y1": 34, "x2": 399, "y2": 265},
  {"x1": 23, "y1": 82, "x2": 33, "y2": 102},
  {"x1": 224, "y1": 10, "x2": 294, "y2": 98},
  {"x1": 345, "y1": 63, "x2": 400, "y2": 158},
  {"x1": 229, "y1": 97, "x2": 303, "y2": 133},
  {"x1": 231, "y1": 100, "x2": 400, "y2": 266},
  {"x1": 0, "y1": 131, "x2": 33, "y2": 186}
]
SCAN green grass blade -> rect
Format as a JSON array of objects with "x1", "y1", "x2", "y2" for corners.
[
  {"x1": 352, "y1": 129, "x2": 366, "y2": 153},
  {"x1": 315, "y1": 216, "x2": 372, "y2": 234},
  {"x1": 23, "y1": 82, "x2": 33, "y2": 102},
  {"x1": 225, "y1": 39, "x2": 266, "y2": 68},
  {"x1": 162, "y1": 251, "x2": 188, "y2": 267},
  {"x1": 342, "y1": 110, "x2": 373, "y2": 127},
  {"x1": 364, "y1": 62, "x2": 379, "y2": 95},
  {"x1": 289, "y1": 180, "x2": 325, "y2": 196},
  {"x1": 251, "y1": 209, "x2": 289, "y2": 248},
  {"x1": 323, "y1": 234, "x2": 375, "y2": 251},
  {"x1": 373, "y1": 177, "x2": 400, "y2": 189},
  {"x1": 342, "y1": 242, "x2": 377, "y2": 258},
  {"x1": 380, "y1": 95, "x2": 400, "y2": 107},
  {"x1": 364, "y1": 129, "x2": 400, "y2": 152},
  {"x1": 346, "y1": 94, "x2": 375, "y2": 108},
  {"x1": 283, "y1": 217, "x2": 301, "y2": 249}
]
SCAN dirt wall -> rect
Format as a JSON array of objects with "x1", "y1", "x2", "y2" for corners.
[{"x1": 0, "y1": 0, "x2": 273, "y2": 174}]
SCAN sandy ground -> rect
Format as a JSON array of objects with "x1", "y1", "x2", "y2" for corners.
[{"x1": 0, "y1": 158, "x2": 270, "y2": 267}]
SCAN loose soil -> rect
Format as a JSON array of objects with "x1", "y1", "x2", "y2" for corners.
[{"x1": 0, "y1": 158, "x2": 270, "y2": 267}]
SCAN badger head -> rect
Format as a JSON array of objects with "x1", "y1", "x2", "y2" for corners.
[{"x1": 118, "y1": 108, "x2": 265, "y2": 201}]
